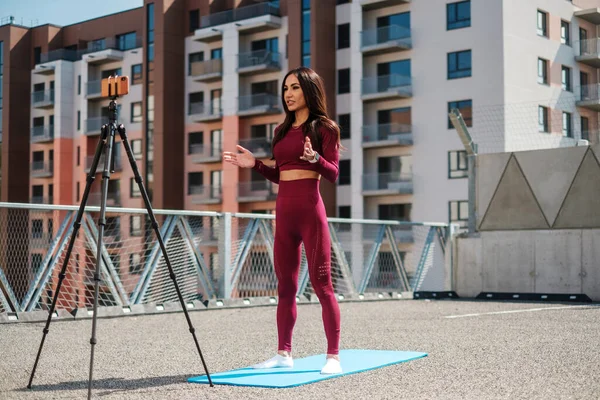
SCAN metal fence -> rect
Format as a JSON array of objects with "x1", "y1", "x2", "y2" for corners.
[{"x1": 0, "y1": 203, "x2": 455, "y2": 316}]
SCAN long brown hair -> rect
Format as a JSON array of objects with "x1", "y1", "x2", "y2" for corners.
[{"x1": 271, "y1": 67, "x2": 341, "y2": 156}]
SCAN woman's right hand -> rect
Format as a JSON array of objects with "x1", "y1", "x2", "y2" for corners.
[{"x1": 223, "y1": 145, "x2": 256, "y2": 168}]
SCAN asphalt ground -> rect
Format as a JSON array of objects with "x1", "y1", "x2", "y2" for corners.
[{"x1": 1, "y1": 299, "x2": 598, "y2": 400}]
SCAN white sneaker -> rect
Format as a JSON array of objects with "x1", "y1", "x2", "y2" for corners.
[
  {"x1": 320, "y1": 357, "x2": 342, "y2": 374},
  {"x1": 252, "y1": 354, "x2": 294, "y2": 369}
]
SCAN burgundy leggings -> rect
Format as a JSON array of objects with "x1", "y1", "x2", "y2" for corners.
[{"x1": 274, "y1": 179, "x2": 341, "y2": 355}]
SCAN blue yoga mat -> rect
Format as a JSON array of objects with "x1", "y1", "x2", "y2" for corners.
[{"x1": 188, "y1": 349, "x2": 427, "y2": 388}]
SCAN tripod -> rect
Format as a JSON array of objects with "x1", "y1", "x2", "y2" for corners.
[{"x1": 27, "y1": 95, "x2": 214, "y2": 399}]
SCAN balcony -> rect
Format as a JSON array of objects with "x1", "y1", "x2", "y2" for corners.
[
  {"x1": 30, "y1": 233, "x2": 53, "y2": 248},
  {"x1": 574, "y1": 7, "x2": 600, "y2": 24},
  {"x1": 190, "y1": 59, "x2": 223, "y2": 82},
  {"x1": 189, "y1": 185, "x2": 222, "y2": 205},
  {"x1": 237, "y1": 50, "x2": 281, "y2": 75},
  {"x1": 85, "y1": 117, "x2": 104, "y2": 136},
  {"x1": 30, "y1": 126, "x2": 55, "y2": 143},
  {"x1": 86, "y1": 80, "x2": 102, "y2": 99},
  {"x1": 360, "y1": 0, "x2": 410, "y2": 11},
  {"x1": 576, "y1": 84, "x2": 600, "y2": 111},
  {"x1": 189, "y1": 102, "x2": 223, "y2": 122},
  {"x1": 361, "y1": 25, "x2": 412, "y2": 56},
  {"x1": 32, "y1": 90, "x2": 55, "y2": 109},
  {"x1": 362, "y1": 172, "x2": 413, "y2": 196},
  {"x1": 238, "y1": 137, "x2": 272, "y2": 158},
  {"x1": 238, "y1": 181, "x2": 277, "y2": 202},
  {"x1": 31, "y1": 161, "x2": 54, "y2": 178},
  {"x1": 38, "y1": 48, "x2": 79, "y2": 64},
  {"x1": 84, "y1": 155, "x2": 123, "y2": 173},
  {"x1": 194, "y1": 2, "x2": 281, "y2": 42},
  {"x1": 238, "y1": 93, "x2": 280, "y2": 116},
  {"x1": 88, "y1": 191, "x2": 121, "y2": 207},
  {"x1": 189, "y1": 144, "x2": 222, "y2": 163},
  {"x1": 362, "y1": 123, "x2": 412, "y2": 148},
  {"x1": 361, "y1": 74, "x2": 412, "y2": 101},
  {"x1": 31, "y1": 196, "x2": 53, "y2": 204},
  {"x1": 81, "y1": 37, "x2": 142, "y2": 65}
]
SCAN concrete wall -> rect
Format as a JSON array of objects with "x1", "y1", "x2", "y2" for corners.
[
  {"x1": 455, "y1": 229, "x2": 600, "y2": 301},
  {"x1": 476, "y1": 144, "x2": 600, "y2": 230}
]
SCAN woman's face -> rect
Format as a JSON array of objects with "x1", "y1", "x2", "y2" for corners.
[{"x1": 283, "y1": 74, "x2": 307, "y2": 113}]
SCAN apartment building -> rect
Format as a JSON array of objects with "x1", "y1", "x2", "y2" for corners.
[{"x1": 0, "y1": 0, "x2": 598, "y2": 239}]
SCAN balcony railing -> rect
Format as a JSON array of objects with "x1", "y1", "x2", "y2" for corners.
[
  {"x1": 190, "y1": 59, "x2": 223, "y2": 78},
  {"x1": 238, "y1": 137, "x2": 272, "y2": 157},
  {"x1": 37, "y1": 36, "x2": 142, "y2": 66},
  {"x1": 189, "y1": 185, "x2": 222, "y2": 204},
  {"x1": 362, "y1": 74, "x2": 412, "y2": 96},
  {"x1": 200, "y1": 2, "x2": 280, "y2": 28},
  {"x1": 31, "y1": 90, "x2": 55, "y2": 107},
  {"x1": 85, "y1": 117, "x2": 104, "y2": 135},
  {"x1": 361, "y1": 25, "x2": 411, "y2": 49},
  {"x1": 30, "y1": 126, "x2": 55, "y2": 143},
  {"x1": 31, "y1": 161, "x2": 54, "y2": 178},
  {"x1": 362, "y1": 172, "x2": 413, "y2": 194},
  {"x1": 576, "y1": 38, "x2": 600, "y2": 57},
  {"x1": 578, "y1": 84, "x2": 600, "y2": 102},
  {"x1": 88, "y1": 191, "x2": 121, "y2": 207},
  {"x1": 238, "y1": 93, "x2": 280, "y2": 113},
  {"x1": 362, "y1": 123, "x2": 412, "y2": 145},
  {"x1": 189, "y1": 102, "x2": 222, "y2": 120},
  {"x1": 31, "y1": 196, "x2": 53, "y2": 204},
  {"x1": 237, "y1": 181, "x2": 277, "y2": 201},
  {"x1": 85, "y1": 154, "x2": 123, "y2": 173},
  {"x1": 189, "y1": 144, "x2": 222, "y2": 163},
  {"x1": 86, "y1": 80, "x2": 102, "y2": 97},
  {"x1": 237, "y1": 50, "x2": 281, "y2": 70},
  {"x1": 40, "y1": 49, "x2": 79, "y2": 64}
]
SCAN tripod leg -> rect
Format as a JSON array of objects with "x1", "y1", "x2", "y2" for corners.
[
  {"x1": 117, "y1": 124, "x2": 214, "y2": 387},
  {"x1": 28, "y1": 125, "x2": 108, "y2": 389},
  {"x1": 87, "y1": 123, "x2": 117, "y2": 400}
]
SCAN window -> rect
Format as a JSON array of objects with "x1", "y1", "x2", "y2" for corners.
[
  {"x1": 129, "y1": 253, "x2": 142, "y2": 274},
  {"x1": 130, "y1": 215, "x2": 142, "y2": 236},
  {"x1": 189, "y1": 92, "x2": 204, "y2": 114},
  {"x1": 336, "y1": 0, "x2": 350, "y2": 4},
  {"x1": 579, "y1": 28, "x2": 588, "y2": 55},
  {"x1": 131, "y1": 102, "x2": 142, "y2": 123},
  {"x1": 131, "y1": 139, "x2": 142, "y2": 159},
  {"x1": 448, "y1": 50, "x2": 472, "y2": 79},
  {"x1": 338, "y1": 114, "x2": 350, "y2": 139},
  {"x1": 537, "y1": 10, "x2": 547, "y2": 37},
  {"x1": 379, "y1": 204, "x2": 411, "y2": 221},
  {"x1": 448, "y1": 150, "x2": 468, "y2": 179},
  {"x1": 447, "y1": 1, "x2": 471, "y2": 30},
  {"x1": 188, "y1": 131, "x2": 203, "y2": 154},
  {"x1": 77, "y1": 110, "x2": 80, "y2": 130},
  {"x1": 562, "y1": 112, "x2": 572, "y2": 138},
  {"x1": 538, "y1": 106, "x2": 549, "y2": 132},
  {"x1": 338, "y1": 68, "x2": 350, "y2": 94},
  {"x1": 211, "y1": 48, "x2": 222, "y2": 59},
  {"x1": 339, "y1": 160, "x2": 351, "y2": 185},
  {"x1": 581, "y1": 117, "x2": 589, "y2": 141},
  {"x1": 580, "y1": 71, "x2": 589, "y2": 100},
  {"x1": 130, "y1": 177, "x2": 141, "y2": 197},
  {"x1": 31, "y1": 254, "x2": 43, "y2": 274},
  {"x1": 449, "y1": 200, "x2": 469, "y2": 227},
  {"x1": 116, "y1": 32, "x2": 137, "y2": 51},
  {"x1": 32, "y1": 219, "x2": 43, "y2": 238},
  {"x1": 537, "y1": 58, "x2": 548, "y2": 84},
  {"x1": 76, "y1": 181, "x2": 80, "y2": 202},
  {"x1": 76, "y1": 146, "x2": 80, "y2": 166},
  {"x1": 561, "y1": 20, "x2": 570, "y2": 45},
  {"x1": 448, "y1": 100, "x2": 472, "y2": 128},
  {"x1": 337, "y1": 23, "x2": 350, "y2": 49},
  {"x1": 188, "y1": 172, "x2": 203, "y2": 195},
  {"x1": 189, "y1": 9, "x2": 200, "y2": 32},
  {"x1": 561, "y1": 66, "x2": 571, "y2": 91},
  {"x1": 302, "y1": 0, "x2": 311, "y2": 67},
  {"x1": 338, "y1": 206, "x2": 351, "y2": 218},
  {"x1": 34, "y1": 47, "x2": 41, "y2": 64},
  {"x1": 77, "y1": 75, "x2": 81, "y2": 95},
  {"x1": 131, "y1": 64, "x2": 142, "y2": 85},
  {"x1": 188, "y1": 52, "x2": 203, "y2": 75}
]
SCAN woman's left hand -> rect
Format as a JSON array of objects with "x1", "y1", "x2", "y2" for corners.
[{"x1": 300, "y1": 136, "x2": 316, "y2": 162}]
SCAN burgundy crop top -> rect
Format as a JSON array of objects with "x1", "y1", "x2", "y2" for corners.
[{"x1": 252, "y1": 124, "x2": 340, "y2": 184}]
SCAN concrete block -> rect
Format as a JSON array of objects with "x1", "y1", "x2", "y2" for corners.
[
  {"x1": 476, "y1": 152, "x2": 511, "y2": 228},
  {"x1": 480, "y1": 156, "x2": 549, "y2": 230},
  {"x1": 482, "y1": 231, "x2": 535, "y2": 293},
  {"x1": 582, "y1": 230, "x2": 600, "y2": 301},
  {"x1": 514, "y1": 146, "x2": 586, "y2": 226},
  {"x1": 456, "y1": 236, "x2": 483, "y2": 297},
  {"x1": 553, "y1": 150, "x2": 600, "y2": 228},
  {"x1": 534, "y1": 230, "x2": 582, "y2": 294}
]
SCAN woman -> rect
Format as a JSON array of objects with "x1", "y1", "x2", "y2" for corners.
[{"x1": 223, "y1": 67, "x2": 342, "y2": 374}]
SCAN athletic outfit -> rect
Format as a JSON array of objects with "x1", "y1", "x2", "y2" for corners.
[{"x1": 252, "y1": 123, "x2": 342, "y2": 364}]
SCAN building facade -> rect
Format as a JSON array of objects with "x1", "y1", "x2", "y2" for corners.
[{"x1": 0, "y1": 0, "x2": 598, "y2": 228}]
